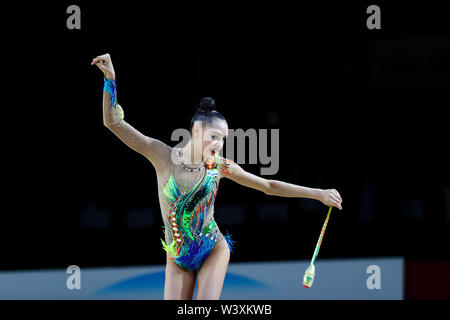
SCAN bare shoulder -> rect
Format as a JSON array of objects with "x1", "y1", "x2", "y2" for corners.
[
  {"x1": 216, "y1": 156, "x2": 241, "y2": 179},
  {"x1": 146, "y1": 139, "x2": 173, "y2": 174}
]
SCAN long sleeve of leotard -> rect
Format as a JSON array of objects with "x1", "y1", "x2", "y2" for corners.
[{"x1": 102, "y1": 79, "x2": 170, "y2": 171}]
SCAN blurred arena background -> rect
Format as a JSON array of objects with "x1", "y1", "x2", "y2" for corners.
[{"x1": 1, "y1": 2, "x2": 449, "y2": 300}]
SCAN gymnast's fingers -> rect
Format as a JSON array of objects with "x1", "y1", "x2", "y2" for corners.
[
  {"x1": 91, "y1": 54, "x2": 110, "y2": 65},
  {"x1": 332, "y1": 189, "x2": 341, "y2": 200},
  {"x1": 333, "y1": 201, "x2": 342, "y2": 210},
  {"x1": 328, "y1": 193, "x2": 342, "y2": 210}
]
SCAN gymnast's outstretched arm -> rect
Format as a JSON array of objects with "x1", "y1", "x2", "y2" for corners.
[
  {"x1": 218, "y1": 157, "x2": 343, "y2": 210},
  {"x1": 91, "y1": 53, "x2": 170, "y2": 172}
]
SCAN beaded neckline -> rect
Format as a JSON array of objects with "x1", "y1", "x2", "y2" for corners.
[{"x1": 175, "y1": 149, "x2": 205, "y2": 173}]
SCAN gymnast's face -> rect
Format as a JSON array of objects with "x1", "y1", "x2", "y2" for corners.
[{"x1": 192, "y1": 119, "x2": 228, "y2": 159}]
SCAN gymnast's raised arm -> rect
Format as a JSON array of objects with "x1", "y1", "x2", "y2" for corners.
[{"x1": 91, "y1": 53, "x2": 170, "y2": 172}]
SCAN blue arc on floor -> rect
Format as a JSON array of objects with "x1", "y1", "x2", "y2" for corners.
[{"x1": 94, "y1": 271, "x2": 271, "y2": 296}]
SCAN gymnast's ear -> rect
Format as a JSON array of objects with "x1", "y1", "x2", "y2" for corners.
[{"x1": 191, "y1": 121, "x2": 204, "y2": 138}]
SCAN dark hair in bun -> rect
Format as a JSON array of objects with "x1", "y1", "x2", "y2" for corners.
[
  {"x1": 190, "y1": 97, "x2": 226, "y2": 132},
  {"x1": 198, "y1": 97, "x2": 216, "y2": 113}
]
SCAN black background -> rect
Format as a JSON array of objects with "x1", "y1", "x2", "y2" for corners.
[{"x1": 2, "y1": 2, "x2": 449, "y2": 271}]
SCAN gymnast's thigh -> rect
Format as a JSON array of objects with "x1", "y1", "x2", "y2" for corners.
[
  {"x1": 195, "y1": 238, "x2": 230, "y2": 300},
  {"x1": 164, "y1": 253, "x2": 197, "y2": 300}
]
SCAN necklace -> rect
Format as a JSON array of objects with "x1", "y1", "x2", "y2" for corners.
[{"x1": 175, "y1": 149, "x2": 205, "y2": 173}]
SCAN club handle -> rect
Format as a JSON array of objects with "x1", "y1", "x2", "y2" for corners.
[{"x1": 311, "y1": 206, "x2": 333, "y2": 265}]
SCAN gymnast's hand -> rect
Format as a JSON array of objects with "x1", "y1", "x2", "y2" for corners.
[
  {"x1": 91, "y1": 53, "x2": 116, "y2": 80},
  {"x1": 319, "y1": 189, "x2": 342, "y2": 210}
]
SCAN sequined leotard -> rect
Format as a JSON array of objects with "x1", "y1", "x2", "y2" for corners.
[
  {"x1": 159, "y1": 151, "x2": 235, "y2": 271},
  {"x1": 101, "y1": 85, "x2": 234, "y2": 272}
]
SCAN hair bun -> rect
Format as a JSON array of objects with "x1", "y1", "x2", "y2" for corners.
[{"x1": 198, "y1": 97, "x2": 216, "y2": 113}]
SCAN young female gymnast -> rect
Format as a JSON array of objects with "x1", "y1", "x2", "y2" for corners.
[{"x1": 91, "y1": 53, "x2": 343, "y2": 300}]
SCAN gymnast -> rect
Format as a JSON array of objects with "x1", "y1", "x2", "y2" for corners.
[{"x1": 91, "y1": 53, "x2": 342, "y2": 300}]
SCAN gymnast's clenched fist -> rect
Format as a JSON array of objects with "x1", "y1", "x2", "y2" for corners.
[{"x1": 91, "y1": 53, "x2": 116, "y2": 80}]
